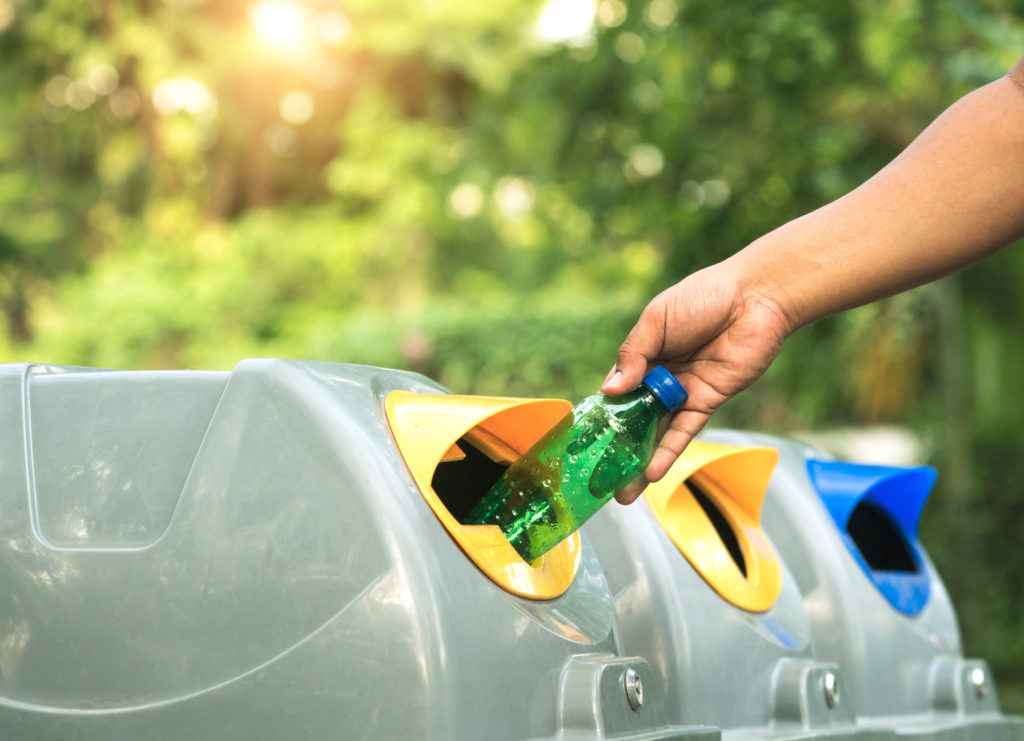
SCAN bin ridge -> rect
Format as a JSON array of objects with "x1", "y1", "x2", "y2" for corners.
[
  {"x1": 24, "y1": 364, "x2": 228, "y2": 550},
  {"x1": 0, "y1": 360, "x2": 398, "y2": 710}
]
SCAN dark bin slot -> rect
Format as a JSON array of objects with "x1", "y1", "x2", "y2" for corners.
[
  {"x1": 687, "y1": 479, "x2": 747, "y2": 578},
  {"x1": 846, "y1": 501, "x2": 918, "y2": 573},
  {"x1": 433, "y1": 438, "x2": 509, "y2": 524}
]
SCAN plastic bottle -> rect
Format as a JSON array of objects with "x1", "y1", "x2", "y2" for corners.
[{"x1": 465, "y1": 365, "x2": 688, "y2": 561}]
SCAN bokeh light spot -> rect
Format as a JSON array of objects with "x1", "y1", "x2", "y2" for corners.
[
  {"x1": 153, "y1": 78, "x2": 216, "y2": 116},
  {"x1": 494, "y1": 176, "x2": 535, "y2": 220},
  {"x1": 447, "y1": 183, "x2": 484, "y2": 219},
  {"x1": 0, "y1": 1, "x2": 15, "y2": 33},
  {"x1": 108, "y1": 88, "x2": 141, "y2": 120},
  {"x1": 251, "y1": 1, "x2": 306, "y2": 47},
  {"x1": 279, "y1": 89, "x2": 315, "y2": 125},
  {"x1": 679, "y1": 179, "x2": 704, "y2": 210},
  {"x1": 632, "y1": 80, "x2": 662, "y2": 111},
  {"x1": 596, "y1": 0, "x2": 626, "y2": 27},
  {"x1": 614, "y1": 32, "x2": 645, "y2": 63},
  {"x1": 703, "y1": 179, "x2": 731, "y2": 208},
  {"x1": 644, "y1": 0, "x2": 677, "y2": 29},
  {"x1": 44, "y1": 75, "x2": 71, "y2": 107},
  {"x1": 315, "y1": 10, "x2": 350, "y2": 44},
  {"x1": 625, "y1": 143, "x2": 664, "y2": 180},
  {"x1": 88, "y1": 64, "x2": 119, "y2": 96},
  {"x1": 66, "y1": 79, "x2": 96, "y2": 111},
  {"x1": 266, "y1": 124, "x2": 300, "y2": 157},
  {"x1": 537, "y1": 0, "x2": 595, "y2": 45}
]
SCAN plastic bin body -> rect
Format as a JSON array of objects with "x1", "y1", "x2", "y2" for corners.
[
  {"x1": 702, "y1": 429, "x2": 1022, "y2": 739},
  {"x1": 0, "y1": 359, "x2": 1019, "y2": 740},
  {"x1": 586, "y1": 502, "x2": 825, "y2": 734},
  {"x1": 0, "y1": 360, "x2": 680, "y2": 740},
  {"x1": 583, "y1": 440, "x2": 879, "y2": 740}
]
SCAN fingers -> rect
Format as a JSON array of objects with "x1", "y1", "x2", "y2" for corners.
[
  {"x1": 614, "y1": 478, "x2": 647, "y2": 505},
  {"x1": 601, "y1": 305, "x2": 665, "y2": 396},
  {"x1": 613, "y1": 406, "x2": 712, "y2": 505},
  {"x1": 602, "y1": 270, "x2": 733, "y2": 397},
  {"x1": 644, "y1": 408, "x2": 711, "y2": 482},
  {"x1": 601, "y1": 364, "x2": 625, "y2": 391}
]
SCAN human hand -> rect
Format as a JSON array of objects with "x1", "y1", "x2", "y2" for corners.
[{"x1": 602, "y1": 262, "x2": 794, "y2": 503}]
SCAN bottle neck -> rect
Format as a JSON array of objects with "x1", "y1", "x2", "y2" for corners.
[
  {"x1": 603, "y1": 385, "x2": 667, "y2": 433},
  {"x1": 640, "y1": 382, "x2": 673, "y2": 416}
]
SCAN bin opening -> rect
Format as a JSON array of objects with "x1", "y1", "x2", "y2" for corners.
[
  {"x1": 384, "y1": 390, "x2": 581, "y2": 600},
  {"x1": 806, "y1": 458, "x2": 935, "y2": 615},
  {"x1": 687, "y1": 478, "x2": 747, "y2": 578},
  {"x1": 432, "y1": 437, "x2": 509, "y2": 524},
  {"x1": 846, "y1": 501, "x2": 918, "y2": 574},
  {"x1": 643, "y1": 442, "x2": 782, "y2": 612}
]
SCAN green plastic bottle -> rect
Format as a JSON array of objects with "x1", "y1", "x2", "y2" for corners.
[{"x1": 465, "y1": 365, "x2": 688, "y2": 561}]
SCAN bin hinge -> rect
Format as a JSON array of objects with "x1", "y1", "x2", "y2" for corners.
[
  {"x1": 557, "y1": 654, "x2": 718, "y2": 740},
  {"x1": 771, "y1": 659, "x2": 856, "y2": 730},
  {"x1": 930, "y1": 657, "x2": 1001, "y2": 715}
]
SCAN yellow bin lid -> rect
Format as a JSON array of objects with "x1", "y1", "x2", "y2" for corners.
[
  {"x1": 645, "y1": 441, "x2": 783, "y2": 612},
  {"x1": 385, "y1": 391, "x2": 581, "y2": 600}
]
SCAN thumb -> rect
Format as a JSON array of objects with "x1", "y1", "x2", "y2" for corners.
[{"x1": 601, "y1": 306, "x2": 664, "y2": 395}]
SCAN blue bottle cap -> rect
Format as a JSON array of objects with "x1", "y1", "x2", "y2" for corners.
[{"x1": 641, "y1": 365, "x2": 688, "y2": 412}]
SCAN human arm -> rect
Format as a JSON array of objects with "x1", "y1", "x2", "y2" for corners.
[{"x1": 605, "y1": 56, "x2": 1024, "y2": 504}]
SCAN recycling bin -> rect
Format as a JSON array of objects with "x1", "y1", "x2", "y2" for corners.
[
  {"x1": 583, "y1": 442, "x2": 877, "y2": 739},
  {"x1": 703, "y1": 429, "x2": 1023, "y2": 740},
  {"x1": 0, "y1": 359, "x2": 695, "y2": 740},
  {"x1": 0, "y1": 358, "x2": 1019, "y2": 741}
]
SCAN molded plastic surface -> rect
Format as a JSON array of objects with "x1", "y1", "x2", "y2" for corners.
[
  {"x1": 585, "y1": 481, "x2": 820, "y2": 734},
  {"x1": 702, "y1": 429, "x2": 1016, "y2": 738},
  {"x1": 0, "y1": 361, "x2": 639, "y2": 740},
  {"x1": 0, "y1": 360, "x2": 1018, "y2": 741}
]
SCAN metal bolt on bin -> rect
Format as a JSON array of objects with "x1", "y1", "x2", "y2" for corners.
[{"x1": 0, "y1": 359, "x2": 1018, "y2": 741}]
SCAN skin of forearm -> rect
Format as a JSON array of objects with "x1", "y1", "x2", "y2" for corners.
[{"x1": 727, "y1": 72, "x2": 1024, "y2": 332}]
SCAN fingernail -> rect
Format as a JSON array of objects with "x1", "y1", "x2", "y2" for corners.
[{"x1": 602, "y1": 367, "x2": 621, "y2": 386}]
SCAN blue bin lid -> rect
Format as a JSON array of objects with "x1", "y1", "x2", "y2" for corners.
[{"x1": 806, "y1": 458, "x2": 937, "y2": 616}]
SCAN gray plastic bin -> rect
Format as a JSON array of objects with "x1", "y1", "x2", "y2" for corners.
[
  {"x1": 0, "y1": 359, "x2": 1018, "y2": 740},
  {"x1": 0, "y1": 360, "x2": 691, "y2": 740},
  {"x1": 704, "y1": 429, "x2": 1023, "y2": 740}
]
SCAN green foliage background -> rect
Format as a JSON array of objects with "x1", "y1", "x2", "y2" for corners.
[{"x1": 2, "y1": 0, "x2": 1024, "y2": 709}]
